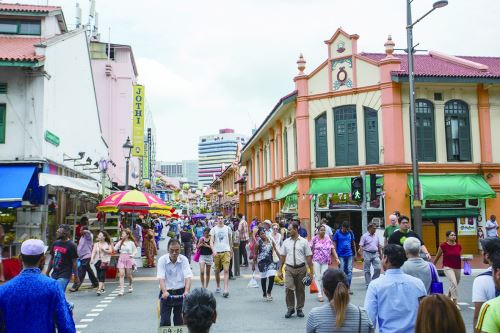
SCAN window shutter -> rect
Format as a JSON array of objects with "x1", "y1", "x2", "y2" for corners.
[
  {"x1": 364, "y1": 108, "x2": 379, "y2": 164},
  {"x1": 347, "y1": 120, "x2": 358, "y2": 165},
  {"x1": 315, "y1": 114, "x2": 328, "y2": 167},
  {"x1": 458, "y1": 121, "x2": 471, "y2": 161},
  {"x1": 335, "y1": 119, "x2": 347, "y2": 166},
  {"x1": 0, "y1": 104, "x2": 5, "y2": 144},
  {"x1": 415, "y1": 100, "x2": 436, "y2": 162},
  {"x1": 334, "y1": 105, "x2": 358, "y2": 166},
  {"x1": 445, "y1": 119, "x2": 454, "y2": 161}
]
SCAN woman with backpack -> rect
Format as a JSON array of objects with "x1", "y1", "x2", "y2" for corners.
[
  {"x1": 332, "y1": 221, "x2": 357, "y2": 294},
  {"x1": 252, "y1": 227, "x2": 280, "y2": 301},
  {"x1": 310, "y1": 225, "x2": 340, "y2": 302}
]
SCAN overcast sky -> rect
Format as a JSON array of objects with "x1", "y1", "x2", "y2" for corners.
[{"x1": 23, "y1": 0, "x2": 500, "y2": 161}]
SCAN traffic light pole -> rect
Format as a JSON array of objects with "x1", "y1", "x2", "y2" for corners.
[{"x1": 360, "y1": 170, "x2": 368, "y2": 234}]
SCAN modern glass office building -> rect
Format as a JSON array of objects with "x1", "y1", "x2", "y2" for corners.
[{"x1": 198, "y1": 129, "x2": 248, "y2": 186}]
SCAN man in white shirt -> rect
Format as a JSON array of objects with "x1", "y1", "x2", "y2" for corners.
[
  {"x1": 157, "y1": 238, "x2": 193, "y2": 327},
  {"x1": 472, "y1": 237, "x2": 500, "y2": 330},
  {"x1": 210, "y1": 217, "x2": 232, "y2": 298},
  {"x1": 486, "y1": 215, "x2": 498, "y2": 238}
]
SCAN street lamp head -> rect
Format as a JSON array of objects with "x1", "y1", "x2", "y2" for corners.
[
  {"x1": 433, "y1": 0, "x2": 448, "y2": 9},
  {"x1": 122, "y1": 136, "x2": 133, "y2": 159}
]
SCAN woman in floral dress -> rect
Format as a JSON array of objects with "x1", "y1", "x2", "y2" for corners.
[{"x1": 252, "y1": 228, "x2": 280, "y2": 301}]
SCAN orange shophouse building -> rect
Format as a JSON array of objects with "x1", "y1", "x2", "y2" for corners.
[{"x1": 240, "y1": 28, "x2": 500, "y2": 254}]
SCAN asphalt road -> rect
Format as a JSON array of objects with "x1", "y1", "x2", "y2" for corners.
[{"x1": 68, "y1": 239, "x2": 480, "y2": 333}]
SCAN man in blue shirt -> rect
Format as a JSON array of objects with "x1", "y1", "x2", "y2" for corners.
[
  {"x1": 364, "y1": 244, "x2": 427, "y2": 333},
  {"x1": 333, "y1": 221, "x2": 357, "y2": 290},
  {"x1": 0, "y1": 239, "x2": 75, "y2": 333}
]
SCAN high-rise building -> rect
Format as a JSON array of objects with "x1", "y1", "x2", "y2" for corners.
[
  {"x1": 198, "y1": 129, "x2": 248, "y2": 186},
  {"x1": 159, "y1": 162, "x2": 183, "y2": 178},
  {"x1": 157, "y1": 160, "x2": 198, "y2": 185},
  {"x1": 182, "y1": 160, "x2": 198, "y2": 185}
]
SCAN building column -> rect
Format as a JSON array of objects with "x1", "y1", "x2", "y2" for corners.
[
  {"x1": 294, "y1": 54, "x2": 311, "y2": 170},
  {"x1": 477, "y1": 84, "x2": 493, "y2": 163},
  {"x1": 251, "y1": 148, "x2": 256, "y2": 189},
  {"x1": 276, "y1": 121, "x2": 283, "y2": 179},
  {"x1": 297, "y1": 176, "x2": 311, "y2": 238},
  {"x1": 269, "y1": 128, "x2": 276, "y2": 182}
]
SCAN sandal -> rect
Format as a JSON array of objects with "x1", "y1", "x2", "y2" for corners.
[
  {"x1": 267, "y1": 295, "x2": 273, "y2": 301},
  {"x1": 118, "y1": 289, "x2": 124, "y2": 296}
]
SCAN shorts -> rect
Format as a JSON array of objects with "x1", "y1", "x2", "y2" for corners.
[
  {"x1": 117, "y1": 253, "x2": 135, "y2": 269},
  {"x1": 213, "y1": 252, "x2": 231, "y2": 271},
  {"x1": 200, "y1": 255, "x2": 213, "y2": 266}
]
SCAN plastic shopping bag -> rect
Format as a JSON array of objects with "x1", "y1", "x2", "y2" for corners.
[
  {"x1": 310, "y1": 280, "x2": 318, "y2": 294},
  {"x1": 247, "y1": 272, "x2": 259, "y2": 288},
  {"x1": 463, "y1": 260, "x2": 472, "y2": 276}
]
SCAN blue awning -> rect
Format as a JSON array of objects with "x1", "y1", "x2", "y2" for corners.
[{"x1": 0, "y1": 165, "x2": 37, "y2": 208}]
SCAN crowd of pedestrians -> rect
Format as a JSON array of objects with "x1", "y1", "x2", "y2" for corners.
[{"x1": 2, "y1": 209, "x2": 500, "y2": 333}]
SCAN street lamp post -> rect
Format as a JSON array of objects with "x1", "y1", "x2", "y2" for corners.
[
  {"x1": 242, "y1": 170, "x2": 248, "y2": 221},
  {"x1": 122, "y1": 136, "x2": 133, "y2": 190},
  {"x1": 406, "y1": 0, "x2": 448, "y2": 236}
]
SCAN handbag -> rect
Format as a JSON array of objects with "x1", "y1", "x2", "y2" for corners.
[
  {"x1": 428, "y1": 262, "x2": 444, "y2": 294},
  {"x1": 99, "y1": 261, "x2": 109, "y2": 269},
  {"x1": 193, "y1": 247, "x2": 201, "y2": 263},
  {"x1": 310, "y1": 279, "x2": 318, "y2": 294},
  {"x1": 463, "y1": 261, "x2": 472, "y2": 275}
]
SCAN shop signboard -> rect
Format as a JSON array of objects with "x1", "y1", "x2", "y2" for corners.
[
  {"x1": 142, "y1": 142, "x2": 149, "y2": 179},
  {"x1": 457, "y1": 217, "x2": 477, "y2": 236},
  {"x1": 132, "y1": 84, "x2": 145, "y2": 157}
]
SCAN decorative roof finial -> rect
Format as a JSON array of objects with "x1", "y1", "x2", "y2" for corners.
[
  {"x1": 297, "y1": 53, "x2": 306, "y2": 75},
  {"x1": 384, "y1": 35, "x2": 395, "y2": 56}
]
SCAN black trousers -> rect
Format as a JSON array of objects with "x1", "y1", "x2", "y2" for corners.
[
  {"x1": 159, "y1": 288, "x2": 184, "y2": 327},
  {"x1": 74, "y1": 258, "x2": 98, "y2": 287},
  {"x1": 239, "y1": 240, "x2": 248, "y2": 265}
]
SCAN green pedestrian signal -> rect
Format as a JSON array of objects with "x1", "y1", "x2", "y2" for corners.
[{"x1": 351, "y1": 176, "x2": 363, "y2": 202}]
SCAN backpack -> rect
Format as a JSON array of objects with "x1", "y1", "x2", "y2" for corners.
[{"x1": 478, "y1": 270, "x2": 500, "y2": 297}]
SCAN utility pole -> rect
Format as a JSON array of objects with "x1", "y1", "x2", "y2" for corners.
[{"x1": 360, "y1": 170, "x2": 368, "y2": 234}]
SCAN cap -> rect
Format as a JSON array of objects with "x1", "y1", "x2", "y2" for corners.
[
  {"x1": 480, "y1": 237, "x2": 500, "y2": 255},
  {"x1": 263, "y1": 220, "x2": 272, "y2": 226},
  {"x1": 21, "y1": 239, "x2": 45, "y2": 256}
]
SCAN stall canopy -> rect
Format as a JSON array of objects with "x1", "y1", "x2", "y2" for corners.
[
  {"x1": 0, "y1": 165, "x2": 37, "y2": 208},
  {"x1": 408, "y1": 174, "x2": 496, "y2": 201},
  {"x1": 276, "y1": 181, "x2": 297, "y2": 200},
  {"x1": 39, "y1": 173, "x2": 100, "y2": 194}
]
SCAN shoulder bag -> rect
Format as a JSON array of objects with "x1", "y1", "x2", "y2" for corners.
[{"x1": 428, "y1": 262, "x2": 444, "y2": 294}]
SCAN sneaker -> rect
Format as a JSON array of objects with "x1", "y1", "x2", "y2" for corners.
[
  {"x1": 297, "y1": 310, "x2": 305, "y2": 318},
  {"x1": 267, "y1": 295, "x2": 273, "y2": 301},
  {"x1": 215, "y1": 288, "x2": 222, "y2": 293},
  {"x1": 128, "y1": 286, "x2": 133, "y2": 293},
  {"x1": 222, "y1": 292, "x2": 229, "y2": 298},
  {"x1": 97, "y1": 289, "x2": 102, "y2": 296},
  {"x1": 118, "y1": 289, "x2": 124, "y2": 296},
  {"x1": 285, "y1": 309, "x2": 295, "y2": 318}
]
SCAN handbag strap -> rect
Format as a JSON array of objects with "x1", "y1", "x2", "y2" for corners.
[{"x1": 357, "y1": 306, "x2": 361, "y2": 333}]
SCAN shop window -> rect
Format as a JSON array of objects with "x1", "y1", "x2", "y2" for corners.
[
  {"x1": 334, "y1": 105, "x2": 358, "y2": 166},
  {"x1": 315, "y1": 113, "x2": 328, "y2": 167},
  {"x1": 416, "y1": 99, "x2": 436, "y2": 162},
  {"x1": 0, "y1": 19, "x2": 41, "y2": 35},
  {"x1": 364, "y1": 107, "x2": 379, "y2": 165},
  {"x1": 445, "y1": 100, "x2": 471, "y2": 161}
]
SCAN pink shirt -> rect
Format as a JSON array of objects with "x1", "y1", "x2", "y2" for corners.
[
  {"x1": 359, "y1": 232, "x2": 380, "y2": 253},
  {"x1": 309, "y1": 235, "x2": 333, "y2": 264}
]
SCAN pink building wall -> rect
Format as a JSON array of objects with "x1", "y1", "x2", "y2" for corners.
[{"x1": 91, "y1": 44, "x2": 139, "y2": 187}]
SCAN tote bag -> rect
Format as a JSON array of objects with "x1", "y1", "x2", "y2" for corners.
[{"x1": 428, "y1": 263, "x2": 444, "y2": 294}]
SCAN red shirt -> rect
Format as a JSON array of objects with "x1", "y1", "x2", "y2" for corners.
[{"x1": 440, "y1": 242, "x2": 462, "y2": 269}]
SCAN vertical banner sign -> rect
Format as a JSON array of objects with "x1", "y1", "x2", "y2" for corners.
[
  {"x1": 142, "y1": 142, "x2": 149, "y2": 179},
  {"x1": 132, "y1": 85, "x2": 145, "y2": 157}
]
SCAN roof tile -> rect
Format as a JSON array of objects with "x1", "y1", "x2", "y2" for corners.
[
  {"x1": 360, "y1": 52, "x2": 500, "y2": 78},
  {"x1": 0, "y1": 3, "x2": 60, "y2": 13},
  {"x1": 0, "y1": 36, "x2": 44, "y2": 62}
]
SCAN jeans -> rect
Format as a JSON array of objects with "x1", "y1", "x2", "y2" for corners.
[
  {"x1": 56, "y1": 277, "x2": 70, "y2": 293},
  {"x1": 239, "y1": 240, "x2": 248, "y2": 266},
  {"x1": 183, "y1": 242, "x2": 193, "y2": 264},
  {"x1": 338, "y1": 256, "x2": 353, "y2": 286}
]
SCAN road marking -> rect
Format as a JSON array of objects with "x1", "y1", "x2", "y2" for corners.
[
  {"x1": 91, "y1": 308, "x2": 104, "y2": 312},
  {"x1": 86, "y1": 313, "x2": 100, "y2": 317},
  {"x1": 75, "y1": 325, "x2": 88, "y2": 328},
  {"x1": 100, "y1": 300, "x2": 112, "y2": 303},
  {"x1": 104, "y1": 297, "x2": 115, "y2": 300},
  {"x1": 96, "y1": 304, "x2": 108, "y2": 308},
  {"x1": 80, "y1": 319, "x2": 93, "y2": 322}
]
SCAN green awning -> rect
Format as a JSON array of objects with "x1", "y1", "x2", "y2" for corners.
[
  {"x1": 276, "y1": 181, "x2": 297, "y2": 200},
  {"x1": 308, "y1": 178, "x2": 351, "y2": 195},
  {"x1": 422, "y1": 208, "x2": 480, "y2": 219},
  {"x1": 408, "y1": 174, "x2": 496, "y2": 201}
]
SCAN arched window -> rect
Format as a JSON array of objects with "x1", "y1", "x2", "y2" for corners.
[
  {"x1": 315, "y1": 113, "x2": 328, "y2": 167},
  {"x1": 445, "y1": 100, "x2": 471, "y2": 161},
  {"x1": 416, "y1": 99, "x2": 436, "y2": 162},
  {"x1": 364, "y1": 107, "x2": 379, "y2": 164},
  {"x1": 334, "y1": 105, "x2": 358, "y2": 166}
]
